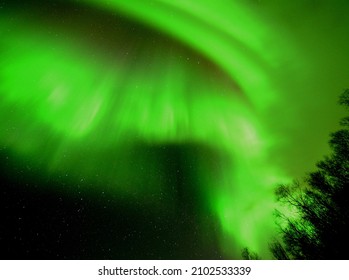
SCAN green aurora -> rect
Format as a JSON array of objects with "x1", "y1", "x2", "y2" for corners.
[{"x1": 1, "y1": 0, "x2": 349, "y2": 258}]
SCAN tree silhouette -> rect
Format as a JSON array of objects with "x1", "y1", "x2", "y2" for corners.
[
  {"x1": 241, "y1": 247, "x2": 260, "y2": 260},
  {"x1": 271, "y1": 89, "x2": 349, "y2": 259}
]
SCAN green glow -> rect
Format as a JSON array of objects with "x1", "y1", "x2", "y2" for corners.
[
  {"x1": 2, "y1": 1, "x2": 348, "y2": 258},
  {"x1": 77, "y1": 0, "x2": 294, "y2": 257},
  {"x1": 0, "y1": 1, "x2": 292, "y2": 258},
  {"x1": 82, "y1": 0, "x2": 292, "y2": 110}
]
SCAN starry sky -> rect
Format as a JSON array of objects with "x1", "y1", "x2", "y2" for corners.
[{"x1": 1, "y1": 0, "x2": 349, "y2": 259}]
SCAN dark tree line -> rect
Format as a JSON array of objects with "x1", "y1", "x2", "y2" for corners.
[{"x1": 270, "y1": 89, "x2": 349, "y2": 259}]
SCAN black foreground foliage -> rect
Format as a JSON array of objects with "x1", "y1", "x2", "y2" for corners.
[{"x1": 270, "y1": 89, "x2": 349, "y2": 259}]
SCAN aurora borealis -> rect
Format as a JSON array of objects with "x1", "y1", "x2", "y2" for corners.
[{"x1": 1, "y1": 0, "x2": 349, "y2": 259}]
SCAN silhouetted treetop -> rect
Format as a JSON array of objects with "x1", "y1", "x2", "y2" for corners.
[{"x1": 271, "y1": 89, "x2": 349, "y2": 259}]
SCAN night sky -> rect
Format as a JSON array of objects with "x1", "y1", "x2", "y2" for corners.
[{"x1": 1, "y1": 0, "x2": 349, "y2": 259}]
